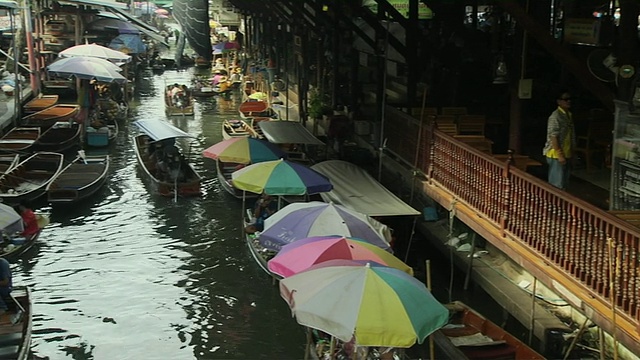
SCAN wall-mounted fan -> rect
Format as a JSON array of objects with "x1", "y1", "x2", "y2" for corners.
[{"x1": 587, "y1": 49, "x2": 618, "y2": 83}]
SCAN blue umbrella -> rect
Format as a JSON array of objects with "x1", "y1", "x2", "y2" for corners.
[{"x1": 109, "y1": 34, "x2": 147, "y2": 54}]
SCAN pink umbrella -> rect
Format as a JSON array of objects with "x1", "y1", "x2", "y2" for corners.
[
  {"x1": 267, "y1": 235, "x2": 413, "y2": 278},
  {"x1": 155, "y1": 8, "x2": 169, "y2": 14}
]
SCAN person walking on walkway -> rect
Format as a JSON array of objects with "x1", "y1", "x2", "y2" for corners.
[{"x1": 543, "y1": 90, "x2": 575, "y2": 190}]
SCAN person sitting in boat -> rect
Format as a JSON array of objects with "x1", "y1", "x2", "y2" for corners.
[
  {"x1": 13, "y1": 202, "x2": 39, "y2": 238},
  {"x1": 252, "y1": 194, "x2": 276, "y2": 231},
  {"x1": 0, "y1": 258, "x2": 11, "y2": 314}
]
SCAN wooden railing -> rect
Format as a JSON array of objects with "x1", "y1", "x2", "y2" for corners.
[{"x1": 383, "y1": 106, "x2": 640, "y2": 351}]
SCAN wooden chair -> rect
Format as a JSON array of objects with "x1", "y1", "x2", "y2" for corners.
[
  {"x1": 435, "y1": 115, "x2": 458, "y2": 136},
  {"x1": 441, "y1": 107, "x2": 468, "y2": 116},
  {"x1": 573, "y1": 120, "x2": 613, "y2": 172},
  {"x1": 457, "y1": 115, "x2": 486, "y2": 136}
]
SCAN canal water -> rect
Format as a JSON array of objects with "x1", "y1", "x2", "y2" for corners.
[{"x1": 16, "y1": 67, "x2": 306, "y2": 359}]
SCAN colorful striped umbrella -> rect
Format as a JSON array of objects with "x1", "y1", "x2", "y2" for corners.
[
  {"x1": 279, "y1": 263, "x2": 449, "y2": 347},
  {"x1": 259, "y1": 201, "x2": 392, "y2": 252},
  {"x1": 202, "y1": 137, "x2": 286, "y2": 164},
  {"x1": 267, "y1": 235, "x2": 412, "y2": 278},
  {"x1": 231, "y1": 159, "x2": 332, "y2": 195}
]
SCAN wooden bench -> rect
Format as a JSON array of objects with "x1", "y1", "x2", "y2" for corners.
[
  {"x1": 493, "y1": 154, "x2": 542, "y2": 171},
  {"x1": 457, "y1": 115, "x2": 486, "y2": 136},
  {"x1": 609, "y1": 210, "x2": 640, "y2": 228},
  {"x1": 454, "y1": 135, "x2": 494, "y2": 154}
]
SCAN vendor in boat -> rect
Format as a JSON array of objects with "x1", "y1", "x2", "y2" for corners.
[
  {"x1": 13, "y1": 202, "x2": 39, "y2": 239},
  {"x1": 253, "y1": 194, "x2": 276, "y2": 231},
  {"x1": 0, "y1": 258, "x2": 11, "y2": 314}
]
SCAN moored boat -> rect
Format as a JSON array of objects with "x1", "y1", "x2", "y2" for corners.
[
  {"x1": 222, "y1": 119, "x2": 258, "y2": 140},
  {"x1": 0, "y1": 209, "x2": 48, "y2": 262},
  {"x1": 0, "y1": 286, "x2": 32, "y2": 360},
  {"x1": 0, "y1": 127, "x2": 41, "y2": 155},
  {"x1": 133, "y1": 120, "x2": 201, "y2": 197},
  {"x1": 433, "y1": 301, "x2": 545, "y2": 360},
  {"x1": 0, "y1": 152, "x2": 64, "y2": 204},
  {"x1": 20, "y1": 104, "x2": 79, "y2": 128},
  {"x1": 215, "y1": 159, "x2": 257, "y2": 199},
  {"x1": 0, "y1": 155, "x2": 19, "y2": 175},
  {"x1": 165, "y1": 84, "x2": 195, "y2": 116},
  {"x1": 23, "y1": 94, "x2": 58, "y2": 113},
  {"x1": 238, "y1": 100, "x2": 275, "y2": 119},
  {"x1": 244, "y1": 209, "x2": 278, "y2": 278},
  {"x1": 34, "y1": 121, "x2": 82, "y2": 152},
  {"x1": 46, "y1": 154, "x2": 110, "y2": 204}
]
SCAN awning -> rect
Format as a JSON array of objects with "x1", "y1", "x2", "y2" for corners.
[
  {"x1": 258, "y1": 121, "x2": 325, "y2": 145},
  {"x1": 0, "y1": 1, "x2": 17, "y2": 9},
  {"x1": 61, "y1": 0, "x2": 127, "y2": 9},
  {"x1": 107, "y1": 7, "x2": 170, "y2": 48},
  {"x1": 134, "y1": 120, "x2": 195, "y2": 141},
  {"x1": 311, "y1": 160, "x2": 420, "y2": 217}
]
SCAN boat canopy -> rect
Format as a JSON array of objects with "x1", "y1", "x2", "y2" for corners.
[
  {"x1": 311, "y1": 160, "x2": 420, "y2": 217},
  {"x1": 134, "y1": 120, "x2": 194, "y2": 141},
  {"x1": 0, "y1": 1, "x2": 17, "y2": 8},
  {"x1": 258, "y1": 121, "x2": 325, "y2": 145}
]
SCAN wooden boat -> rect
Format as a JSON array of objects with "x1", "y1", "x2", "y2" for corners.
[
  {"x1": 194, "y1": 56, "x2": 210, "y2": 68},
  {"x1": 0, "y1": 286, "x2": 33, "y2": 360},
  {"x1": 86, "y1": 119, "x2": 118, "y2": 148},
  {"x1": 135, "y1": 135, "x2": 201, "y2": 197},
  {"x1": 34, "y1": 122, "x2": 82, "y2": 152},
  {"x1": 433, "y1": 301, "x2": 545, "y2": 360},
  {"x1": 23, "y1": 94, "x2": 58, "y2": 113},
  {"x1": 243, "y1": 209, "x2": 279, "y2": 278},
  {"x1": 238, "y1": 100, "x2": 273, "y2": 119},
  {"x1": 0, "y1": 152, "x2": 64, "y2": 205},
  {"x1": 0, "y1": 155, "x2": 19, "y2": 175},
  {"x1": 0, "y1": 213, "x2": 48, "y2": 262},
  {"x1": 191, "y1": 80, "x2": 216, "y2": 98},
  {"x1": 165, "y1": 84, "x2": 195, "y2": 116},
  {"x1": 21, "y1": 104, "x2": 79, "y2": 128},
  {"x1": 0, "y1": 127, "x2": 41, "y2": 154},
  {"x1": 46, "y1": 155, "x2": 110, "y2": 204},
  {"x1": 222, "y1": 119, "x2": 258, "y2": 140},
  {"x1": 215, "y1": 160, "x2": 257, "y2": 199}
]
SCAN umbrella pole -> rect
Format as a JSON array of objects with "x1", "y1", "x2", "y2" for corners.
[
  {"x1": 328, "y1": 336, "x2": 335, "y2": 360},
  {"x1": 403, "y1": 216, "x2": 418, "y2": 263},
  {"x1": 427, "y1": 259, "x2": 435, "y2": 360},
  {"x1": 304, "y1": 327, "x2": 311, "y2": 360},
  {"x1": 241, "y1": 191, "x2": 247, "y2": 238}
]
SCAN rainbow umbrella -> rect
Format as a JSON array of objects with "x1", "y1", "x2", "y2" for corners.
[
  {"x1": 231, "y1": 159, "x2": 332, "y2": 196},
  {"x1": 267, "y1": 235, "x2": 412, "y2": 278},
  {"x1": 202, "y1": 137, "x2": 286, "y2": 164},
  {"x1": 259, "y1": 201, "x2": 392, "y2": 252},
  {"x1": 279, "y1": 263, "x2": 449, "y2": 347}
]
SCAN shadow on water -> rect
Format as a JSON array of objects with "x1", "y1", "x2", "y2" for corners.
[{"x1": 18, "y1": 67, "x2": 306, "y2": 360}]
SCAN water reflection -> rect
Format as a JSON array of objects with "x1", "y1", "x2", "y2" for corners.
[{"x1": 17, "y1": 67, "x2": 305, "y2": 359}]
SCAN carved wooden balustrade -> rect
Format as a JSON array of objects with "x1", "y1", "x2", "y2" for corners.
[{"x1": 382, "y1": 106, "x2": 640, "y2": 351}]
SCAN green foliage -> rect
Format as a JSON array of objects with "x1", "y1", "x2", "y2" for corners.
[{"x1": 308, "y1": 88, "x2": 329, "y2": 119}]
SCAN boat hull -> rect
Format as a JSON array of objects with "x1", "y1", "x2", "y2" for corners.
[
  {"x1": 21, "y1": 104, "x2": 79, "y2": 128},
  {"x1": 0, "y1": 286, "x2": 32, "y2": 360},
  {"x1": 47, "y1": 155, "x2": 110, "y2": 204},
  {"x1": 0, "y1": 127, "x2": 41, "y2": 154},
  {"x1": 222, "y1": 119, "x2": 258, "y2": 140},
  {"x1": 23, "y1": 94, "x2": 59, "y2": 113},
  {"x1": 35, "y1": 122, "x2": 82, "y2": 153},
  {"x1": 134, "y1": 135, "x2": 201, "y2": 197},
  {"x1": 0, "y1": 152, "x2": 65, "y2": 205},
  {"x1": 216, "y1": 160, "x2": 257, "y2": 199},
  {"x1": 434, "y1": 301, "x2": 545, "y2": 360}
]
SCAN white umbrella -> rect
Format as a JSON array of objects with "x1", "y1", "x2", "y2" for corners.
[
  {"x1": 47, "y1": 57, "x2": 127, "y2": 83},
  {"x1": 59, "y1": 43, "x2": 131, "y2": 64},
  {"x1": 0, "y1": 203, "x2": 23, "y2": 234}
]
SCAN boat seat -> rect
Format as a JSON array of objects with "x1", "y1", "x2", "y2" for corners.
[
  {"x1": 0, "y1": 345, "x2": 19, "y2": 359},
  {"x1": 0, "y1": 333, "x2": 21, "y2": 347}
]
